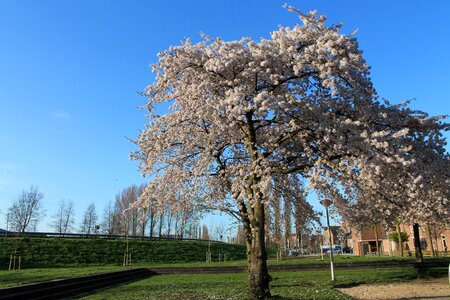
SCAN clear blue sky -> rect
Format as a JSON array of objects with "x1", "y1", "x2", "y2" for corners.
[{"x1": 0, "y1": 1, "x2": 449, "y2": 232}]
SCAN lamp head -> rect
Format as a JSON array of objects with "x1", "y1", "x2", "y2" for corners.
[{"x1": 320, "y1": 199, "x2": 332, "y2": 208}]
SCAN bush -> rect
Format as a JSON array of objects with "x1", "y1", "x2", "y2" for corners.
[{"x1": 389, "y1": 231, "x2": 409, "y2": 243}]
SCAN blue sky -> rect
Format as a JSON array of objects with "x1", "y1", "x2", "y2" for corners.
[{"x1": 0, "y1": 1, "x2": 449, "y2": 232}]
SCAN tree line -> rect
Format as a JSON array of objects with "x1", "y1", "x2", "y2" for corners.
[{"x1": 3, "y1": 184, "x2": 208, "y2": 239}]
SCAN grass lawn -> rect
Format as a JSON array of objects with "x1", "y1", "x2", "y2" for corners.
[
  {"x1": 0, "y1": 265, "x2": 125, "y2": 288},
  {"x1": 80, "y1": 267, "x2": 445, "y2": 300},
  {"x1": 103, "y1": 254, "x2": 415, "y2": 268},
  {"x1": 108, "y1": 254, "x2": 415, "y2": 268},
  {"x1": 267, "y1": 255, "x2": 414, "y2": 266},
  {"x1": 0, "y1": 255, "x2": 445, "y2": 290}
]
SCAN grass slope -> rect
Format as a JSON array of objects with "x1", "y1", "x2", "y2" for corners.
[{"x1": 0, "y1": 237, "x2": 246, "y2": 268}]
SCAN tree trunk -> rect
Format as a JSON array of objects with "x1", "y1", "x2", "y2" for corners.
[
  {"x1": 386, "y1": 230, "x2": 392, "y2": 256},
  {"x1": 413, "y1": 223, "x2": 423, "y2": 262},
  {"x1": 273, "y1": 191, "x2": 282, "y2": 256},
  {"x1": 396, "y1": 223, "x2": 404, "y2": 257},
  {"x1": 284, "y1": 193, "x2": 291, "y2": 252},
  {"x1": 264, "y1": 206, "x2": 271, "y2": 249},
  {"x1": 141, "y1": 221, "x2": 145, "y2": 237},
  {"x1": 166, "y1": 211, "x2": 172, "y2": 237},
  {"x1": 158, "y1": 215, "x2": 163, "y2": 237},
  {"x1": 433, "y1": 226, "x2": 440, "y2": 256},
  {"x1": 149, "y1": 214, "x2": 154, "y2": 238},
  {"x1": 374, "y1": 224, "x2": 380, "y2": 256},
  {"x1": 426, "y1": 224, "x2": 435, "y2": 256},
  {"x1": 181, "y1": 213, "x2": 186, "y2": 239},
  {"x1": 246, "y1": 202, "x2": 271, "y2": 300},
  {"x1": 300, "y1": 228, "x2": 303, "y2": 253}
]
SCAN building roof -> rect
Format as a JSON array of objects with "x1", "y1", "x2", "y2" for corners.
[{"x1": 324, "y1": 226, "x2": 341, "y2": 236}]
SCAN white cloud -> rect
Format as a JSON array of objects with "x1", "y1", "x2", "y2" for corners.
[{"x1": 50, "y1": 110, "x2": 72, "y2": 120}]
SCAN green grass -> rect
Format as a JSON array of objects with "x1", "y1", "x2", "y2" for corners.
[
  {"x1": 80, "y1": 267, "x2": 447, "y2": 300},
  {"x1": 108, "y1": 254, "x2": 416, "y2": 268},
  {"x1": 0, "y1": 237, "x2": 246, "y2": 268},
  {"x1": 4, "y1": 235, "x2": 445, "y2": 270},
  {"x1": 79, "y1": 271, "x2": 348, "y2": 300},
  {"x1": 268, "y1": 255, "x2": 415, "y2": 265},
  {"x1": 0, "y1": 265, "x2": 126, "y2": 288},
  {"x1": 1, "y1": 254, "x2": 447, "y2": 290}
]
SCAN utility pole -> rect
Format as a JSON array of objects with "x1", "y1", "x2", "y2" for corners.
[{"x1": 320, "y1": 199, "x2": 335, "y2": 281}]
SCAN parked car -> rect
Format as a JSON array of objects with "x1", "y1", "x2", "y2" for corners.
[
  {"x1": 322, "y1": 245, "x2": 342, "y2": 254},
  {"x1": 288, "y1": 248, "x2": 300, "y2": 256},
  {"x1": 342, "y1": 247, "x2": 353, "y2": 254}
]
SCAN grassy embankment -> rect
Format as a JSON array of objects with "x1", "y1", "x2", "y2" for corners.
[{"x1": 0, "y1": 236, "x2": 246, "y2": 268}]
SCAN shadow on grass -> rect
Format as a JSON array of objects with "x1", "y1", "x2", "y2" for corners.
[
  {"x1": 417, "y1": 267, "x2": 448, "y2": 279},
  {"x1": 333, "y1": 282, "x2": 364, "y2": 288}
]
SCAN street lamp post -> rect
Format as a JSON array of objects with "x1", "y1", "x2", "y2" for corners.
[{"x1": 320, "y1": 199, "x2": 335, "y2": 281}]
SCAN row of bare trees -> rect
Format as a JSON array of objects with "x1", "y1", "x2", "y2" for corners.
[
  {"x1": 5, "y1": 186, "x2": 45, "y2": 233},
  {"x1": 265, "y1": 176, "x2": 320, "y2": 252},
  {"x1": 3, "y1": 186, "x2": 99, "y2": 235},
  {"x1": 98, "y1": 184, "x2": 201, "y2": 238},
  {"x1": 232, "y1": 176, "x2": 320, "y2": 251},
  {"x1": 3, "y1": 185, "x2": 203, "y2": 239}
]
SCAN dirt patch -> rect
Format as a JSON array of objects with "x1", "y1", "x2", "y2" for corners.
[{"x1": 336, "y1": 278, "x2": 450, "y2": 300}]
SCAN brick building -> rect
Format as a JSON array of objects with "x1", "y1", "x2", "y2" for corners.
[
  {"x1": 349, "y1": 223, "x2": 450, "y2": 256},
  {"x1": 322, "y1": 226, "x2": 345, "y2": 247}
]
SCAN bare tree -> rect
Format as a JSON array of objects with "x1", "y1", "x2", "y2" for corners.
[
  {"x1": 165, "y1": 205, "x2": 174, "y2": 237},
  {"x1": 113, "y1": 194, "x2": 126, "y2": 234},
  {"x1": 109, "y1": 184, "x2": 199, "y2": 239},
  {"x1": 8, "y1": 186, "x2": 45, "y2": 232},
  {"x1": 201, "y1": 224, "x2": 210, "y2": 240},
  {"x1": 80, "y1": 203, "x2": 98, "y2": 235},
  {"x1": 215, "y1": 223, "x2": 226, "y2": 241},
  {"x1": 235, "y1": 225, "x2": 246, "y2": 244},
  {"x1": 147, "y1": 206, "x2": 157, "y2": 238},
  {"x1": 125, "y1": 186, "x2": 140, "y2": 235},
  {"x1": 137, "y1": 184, "x2": 151, "y2": 237},
  {"x1": 101, "y1": 200, "x2": 117, "y2": 235},
  {"x1": 143, "y1": 193, "x2": 162, "y2": 238},
  {"x1": 158, "y1": 214, "x2": 164, "y2": 237},
  {"x1": 50, "y1": 199, "x2": 75, "y2": 234},
  {"x1": 113, "y1": 185, "x2": 141, "y2": 236}
]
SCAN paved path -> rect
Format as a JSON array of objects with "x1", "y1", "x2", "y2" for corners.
[{"x1": 336, "y1": 278, "x2": 450, "y2": 300}]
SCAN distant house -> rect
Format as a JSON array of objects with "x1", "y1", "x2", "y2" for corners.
[
  {"x1": 322, "y1": 226, "x2": 345, "y2": 246},
  {"x1": 350, "y1": 224, "x2": 388, "y2": 255},
  {"x1": 289, "y1": 233, "x2": 322, "y2": 251},
  {"x1": 348, "y1": 223, "x2": 450, "y2": 256}
]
